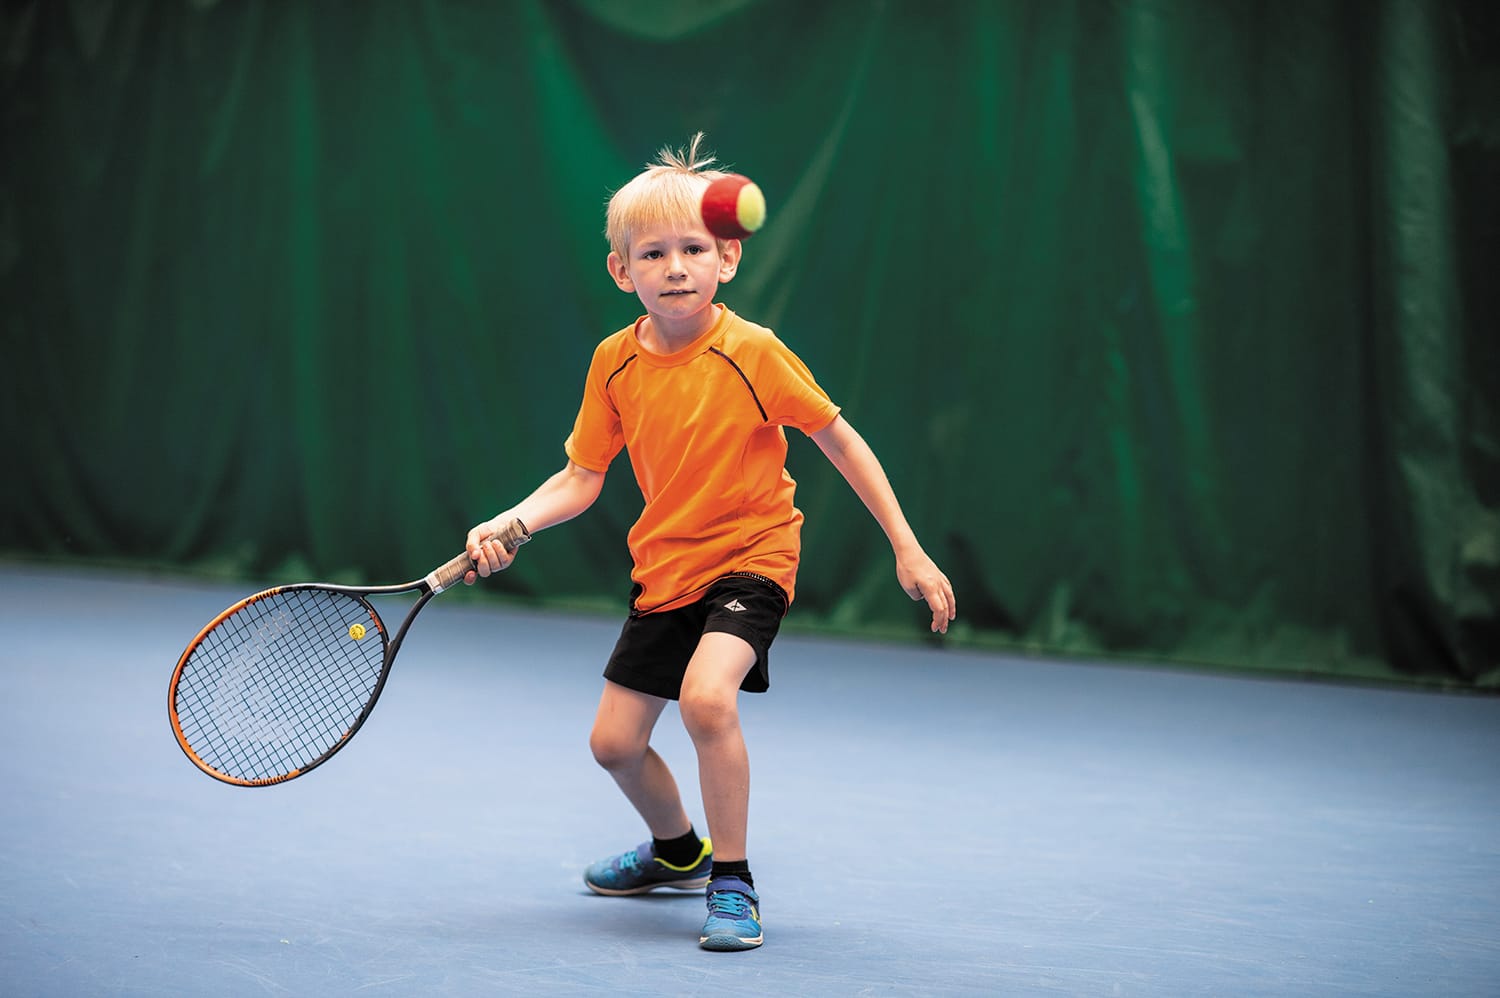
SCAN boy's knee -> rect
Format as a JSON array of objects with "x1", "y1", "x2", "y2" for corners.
[
  {"x1": 679, "y1": 689, "x2": 738, "y2": 741},
  {"x1": 589, "y1": 728, "x2": 645, "y2": 772}
]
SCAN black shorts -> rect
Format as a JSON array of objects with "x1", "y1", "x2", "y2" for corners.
[{"x1": 603, "y1": 573, "x2": 788, "y2": 700}]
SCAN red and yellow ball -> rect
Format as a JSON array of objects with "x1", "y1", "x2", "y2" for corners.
[{"x1": 701, "y1": 174, "x2": 766, "y2": 240}]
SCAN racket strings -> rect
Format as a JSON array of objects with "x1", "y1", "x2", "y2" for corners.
[{"x1": 174, "y1": 589, "x2": 386, "y2": 783}]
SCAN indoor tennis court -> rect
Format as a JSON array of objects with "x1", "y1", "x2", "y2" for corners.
[
  {"x1": 2, "y1": 561, "x2": 1497, "y2": 995},
  {"x1": 7, "y1": 1, "x2": 1499, "y2": 995}
]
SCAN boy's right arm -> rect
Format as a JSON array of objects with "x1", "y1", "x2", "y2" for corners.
[{"x1": 464, "y1": 460, "x2": 606, "y2": 583}]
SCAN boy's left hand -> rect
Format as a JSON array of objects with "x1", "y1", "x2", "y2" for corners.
[{"x1": 899, "y1": 554, "x2": 956, "y2": 634}]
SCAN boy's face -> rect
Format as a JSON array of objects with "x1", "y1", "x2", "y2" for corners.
[{"x1": 607, "y1": 221, "x2": 741, "y2": 335}]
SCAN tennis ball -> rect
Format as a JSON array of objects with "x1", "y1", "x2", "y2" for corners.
[
  {"x1": 701, "y1": 174, "x2": 766, "y2": 240},
  {"x1": 348, "y1": 623, "x2": 366, "y2": 641}
]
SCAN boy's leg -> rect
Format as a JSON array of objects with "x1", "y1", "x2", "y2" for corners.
[
  {"x1": 678, "y1": 632, "x2": 757, "y2": 865},
  {"x1": 680, "y1": 632, "x2": 763, "y2": 950},
  {"x1": 583, "y1": 680, "x2": 713, "y2": 895},
  {"x1": 588, "y1": 680, "x2": 690, "y2": 838}
]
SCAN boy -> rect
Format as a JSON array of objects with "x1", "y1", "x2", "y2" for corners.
[{"x1": 464, "y1": 135, "x2": 955, "y2": 951}]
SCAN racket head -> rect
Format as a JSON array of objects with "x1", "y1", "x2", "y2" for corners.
[{"x1": 169, "y1": 585, "x2": 392, "y2": 787}]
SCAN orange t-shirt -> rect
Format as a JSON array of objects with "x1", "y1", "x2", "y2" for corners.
[{"x1": 565, "y1": 306, "x2": 840, "y2": 614}]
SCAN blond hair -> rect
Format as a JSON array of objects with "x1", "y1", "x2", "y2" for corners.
[{"x1": 605, "y1": 132, "x2": 732, "y2": 259}]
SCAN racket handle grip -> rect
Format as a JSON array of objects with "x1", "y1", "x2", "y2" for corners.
[{"x1": 429, "y1": 518, "x2": 531, "y2": 593}]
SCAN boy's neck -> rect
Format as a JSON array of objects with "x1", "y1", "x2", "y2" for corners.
[{"x1": 638, "y1": 303, "x2": 724, "y2": 355}]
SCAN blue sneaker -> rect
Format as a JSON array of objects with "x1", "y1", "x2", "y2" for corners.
[
  {"x1": 583, "y1": 837, "x2": 712, "y2": 896},
  {"x1": 699, "y1": 877, "x2": 762, "y2": 951}
]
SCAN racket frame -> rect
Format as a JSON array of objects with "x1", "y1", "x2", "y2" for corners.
[{"x1": 168, "y1": 519, "x2": 529, "y2": 787}]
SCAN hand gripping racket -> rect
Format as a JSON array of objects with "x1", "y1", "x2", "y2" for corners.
[{"x1": 168, "y1": 518, "x2": 530, "y2": 787}]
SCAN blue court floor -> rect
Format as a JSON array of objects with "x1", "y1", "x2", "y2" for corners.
[{"x1": 1, "y1": 561, "x2": 1497, "y2": 996}]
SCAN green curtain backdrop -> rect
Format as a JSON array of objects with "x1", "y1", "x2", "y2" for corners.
[{"x1": 4, "y1": 0, "x2": 1496, "y2": 687}]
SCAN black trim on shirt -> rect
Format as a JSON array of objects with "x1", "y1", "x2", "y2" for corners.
[
  {"x1": 708, "y1": 347, "x2": 769, "y2": 422},
  {"x1": 605, "y1": 354, "x2": 638, "y2": 393}
]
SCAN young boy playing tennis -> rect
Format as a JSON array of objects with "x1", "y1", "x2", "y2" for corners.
[{"x1": 464, "y1": 135, "x2": 955, "y2": 951}]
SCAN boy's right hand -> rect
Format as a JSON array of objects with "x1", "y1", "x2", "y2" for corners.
[{"x1": 465, "y1": 517, "x2": 520, "y2": 584}]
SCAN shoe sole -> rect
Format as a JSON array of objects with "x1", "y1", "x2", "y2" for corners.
[
  {"x1": 699, "y1": 931, "x2": 763, "y2": 951},
  {"x1": 583, "y1": 876, "x2": 711, "y2": 897}
]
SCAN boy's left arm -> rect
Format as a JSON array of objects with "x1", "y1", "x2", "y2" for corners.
[{"x1": 809, "y1": 415, "x2": 957, "y2": 634}]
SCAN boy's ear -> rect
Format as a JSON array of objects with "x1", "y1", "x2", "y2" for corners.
[
  {"x1": 606, "y1": 252, "x2": 635, "y2": 292},
  {"x1": 717, "y1": 238, "x2": 742, "y2": 284}
]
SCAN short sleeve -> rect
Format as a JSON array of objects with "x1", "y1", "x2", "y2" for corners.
[
  {"x1": 755, "y1": 332, "x2": 840, "y2": 434},
  {"x1": 564, "y1": 340, "x2": 627, "y2": 472}
]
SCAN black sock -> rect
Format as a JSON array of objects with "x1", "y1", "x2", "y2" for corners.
[
  {"x1": 710, "y1": 859, "x2": 753, "y2": 888},
  {"x1": 652, "y1": 827, "x2": 704, "y2": 868}
]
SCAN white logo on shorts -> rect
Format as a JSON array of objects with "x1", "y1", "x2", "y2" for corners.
[{"x1": 723, "y1": 599, "x2": 748, "y2": 612}]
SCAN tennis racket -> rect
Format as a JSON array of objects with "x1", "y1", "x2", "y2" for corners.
[{"x1": 168, "y1": 518, "x2": 530, "y2": 787}]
